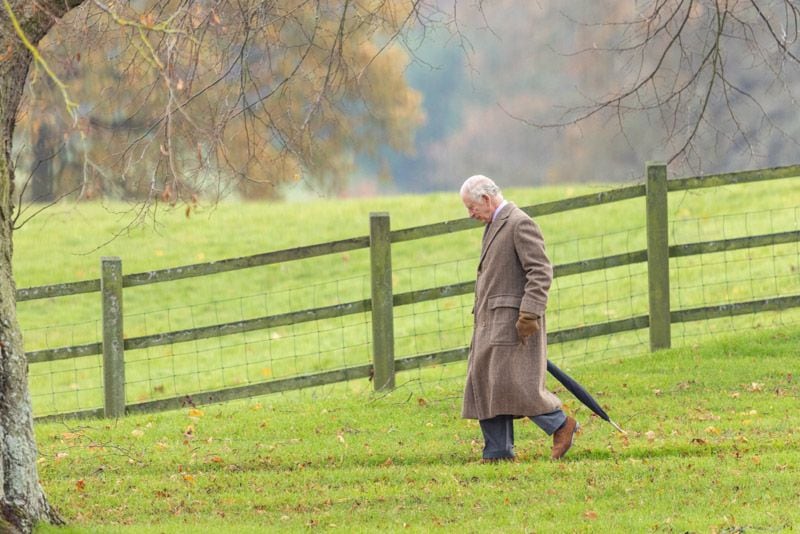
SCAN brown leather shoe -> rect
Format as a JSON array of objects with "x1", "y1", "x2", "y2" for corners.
[{"x1": 551, "y1": 416, "x2": 579, "y2": 460}]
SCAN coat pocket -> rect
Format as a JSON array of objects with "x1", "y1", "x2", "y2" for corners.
[{"x1": 488, "y1": 294, "x2": 522, "y2": 346}]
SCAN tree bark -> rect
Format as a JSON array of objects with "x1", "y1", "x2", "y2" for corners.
[{"x1": 1, "y1": 2, "x2": 85, "y2": 531}]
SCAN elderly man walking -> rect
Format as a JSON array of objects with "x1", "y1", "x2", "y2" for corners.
[{"x1": 460, "y1": 175, "x2": 578, "y2": 461}]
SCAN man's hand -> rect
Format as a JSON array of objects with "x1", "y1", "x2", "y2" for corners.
[{"x1": 516, "y1": 312, "x2": 540, "y2": 344}]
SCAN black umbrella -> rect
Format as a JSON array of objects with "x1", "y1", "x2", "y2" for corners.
[{"x1": 547, "y1": 360, "x2": 626, "y2": 434}]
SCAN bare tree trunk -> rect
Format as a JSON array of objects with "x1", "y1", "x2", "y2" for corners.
[
  {"x1": 1, "y1": 1, "x2": 85, "y2": 531},
  {"x1": 0, "y1": 188, "x2": 60, "y2": 534}
]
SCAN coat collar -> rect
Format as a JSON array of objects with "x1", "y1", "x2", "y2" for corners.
[{"x1": 479, "y1": 202, "x2": 514, "y2": 265}]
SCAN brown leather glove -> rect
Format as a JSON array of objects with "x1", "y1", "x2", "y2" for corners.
[{"x1": 516, "y1": 312, "x2": 540, "y2": 344}]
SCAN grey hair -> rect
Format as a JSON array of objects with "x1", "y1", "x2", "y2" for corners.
[{"x1": 460, "y1": 175, "x2": 503, "y2": 201}]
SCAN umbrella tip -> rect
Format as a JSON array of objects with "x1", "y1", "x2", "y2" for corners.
[{"x1": 610, "y1": 420, "x2": 627, "y2": 435}]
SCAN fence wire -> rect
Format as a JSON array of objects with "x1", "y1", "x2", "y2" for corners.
[
  {"x1": 394, "y1": 222, "x2": 652, "y2": 391},
  {"x1": 396, "y1": 202, "x2": 799, "y2": 393},
  {"x1": 23, "y1": 185, "x2": 800, "y2": 417},
  {"x1": 26, "y1": 318, "x2": 104, "y2": 415},
  {"x1": 120, "y1": 274, "x2": 375, "y2": 406},
  {"x1": 670, "y1": 204, "x2": 800, "y2": 345}
]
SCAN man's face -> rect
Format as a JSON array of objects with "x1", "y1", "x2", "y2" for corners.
[{"x1": 461, "y1": 192, "x2": 494, "y2": 224}]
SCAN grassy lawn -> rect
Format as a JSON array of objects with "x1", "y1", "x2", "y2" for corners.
[
  {"x1": 12, "y1": 177, "x2": 799, "y2": 531},
  {"x1": 33, "y1": 325, "x2": 800, "y2": 532}
]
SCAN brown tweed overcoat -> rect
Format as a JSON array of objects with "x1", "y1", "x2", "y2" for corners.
[{"x1": 462, "y1": 202, "x2": 562, "y2": 420}]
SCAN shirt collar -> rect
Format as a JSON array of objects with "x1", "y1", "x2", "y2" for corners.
[{"x1": 491, "y1": 200, "x2": 508, "y2": 222}]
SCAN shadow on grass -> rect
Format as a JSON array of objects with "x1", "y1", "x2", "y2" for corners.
[{"x1": 213, "y1": 440, "x2": 746, "y2": 475}]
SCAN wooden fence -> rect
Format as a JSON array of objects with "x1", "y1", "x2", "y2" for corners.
[{"x1": 19, "y1": 162, "x2": 800, "y2": 420}]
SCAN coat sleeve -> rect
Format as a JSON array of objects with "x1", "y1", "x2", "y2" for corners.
[{"x1": 513, "y1": 216, "x2": 553, "y2": 316}]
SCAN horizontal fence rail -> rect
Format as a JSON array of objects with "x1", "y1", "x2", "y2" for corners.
[
  {"x1": 17, "y1": 237, "x2": 371, "y2": 302},
  {"x1": 28, "y1": 229, "x2": 800, "y2": 363},
  {"x1": 20, "y1": 163, "x2": 800, "y2": 419},
  {"x1": 17, "y1": 279, "x2": 101, "y2": 302},
  {"x1": 667, "y1": 164, "x2": 800, "y2": 191}
]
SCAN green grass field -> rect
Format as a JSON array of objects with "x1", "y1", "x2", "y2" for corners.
[
  {"x1": 14, "y1": 178, "x2": 800, "y2": 531},
  {"x1": 33, "y1": 325, "x2": 800, "y2": 533}
]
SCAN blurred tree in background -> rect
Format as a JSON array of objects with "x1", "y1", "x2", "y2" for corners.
[
  {"x1": 13, "y1": 1, "x2": 425, "y2": 205},
  {"x1": 16, "y1": 1, "x2": 800, "y2": 198},
  {"x1": 391, "y1": 0, "x2": 800, "y2": 191}
]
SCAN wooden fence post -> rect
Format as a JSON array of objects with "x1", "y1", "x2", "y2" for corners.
[
  {"x1": 646, "y1": 162, "x2": 671, "y2": 350},
  {"x1": 369, "y1": 212, "x2": 395, "y2": 391},
  {"x1": 101, "y1": 256, "x2": 126, "y2": 417}
]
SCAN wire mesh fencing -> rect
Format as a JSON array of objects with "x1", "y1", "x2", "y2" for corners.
[
  {"x1": 27, "y1": 316, "x2": 105, "y2": 416},
  {"x1": 21, "y1": 167, "x2": 800, "y2": 418},
  {"x1": 669, "y1": 194, "x2": 800, "y2": 345},
  {"x1": 121, "y1": 273, "x2": 377, "y2": 406}
]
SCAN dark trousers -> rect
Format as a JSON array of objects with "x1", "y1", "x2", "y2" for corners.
[{"x1": 479, "y1": 410, "x2": 567, "y2": 459}]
